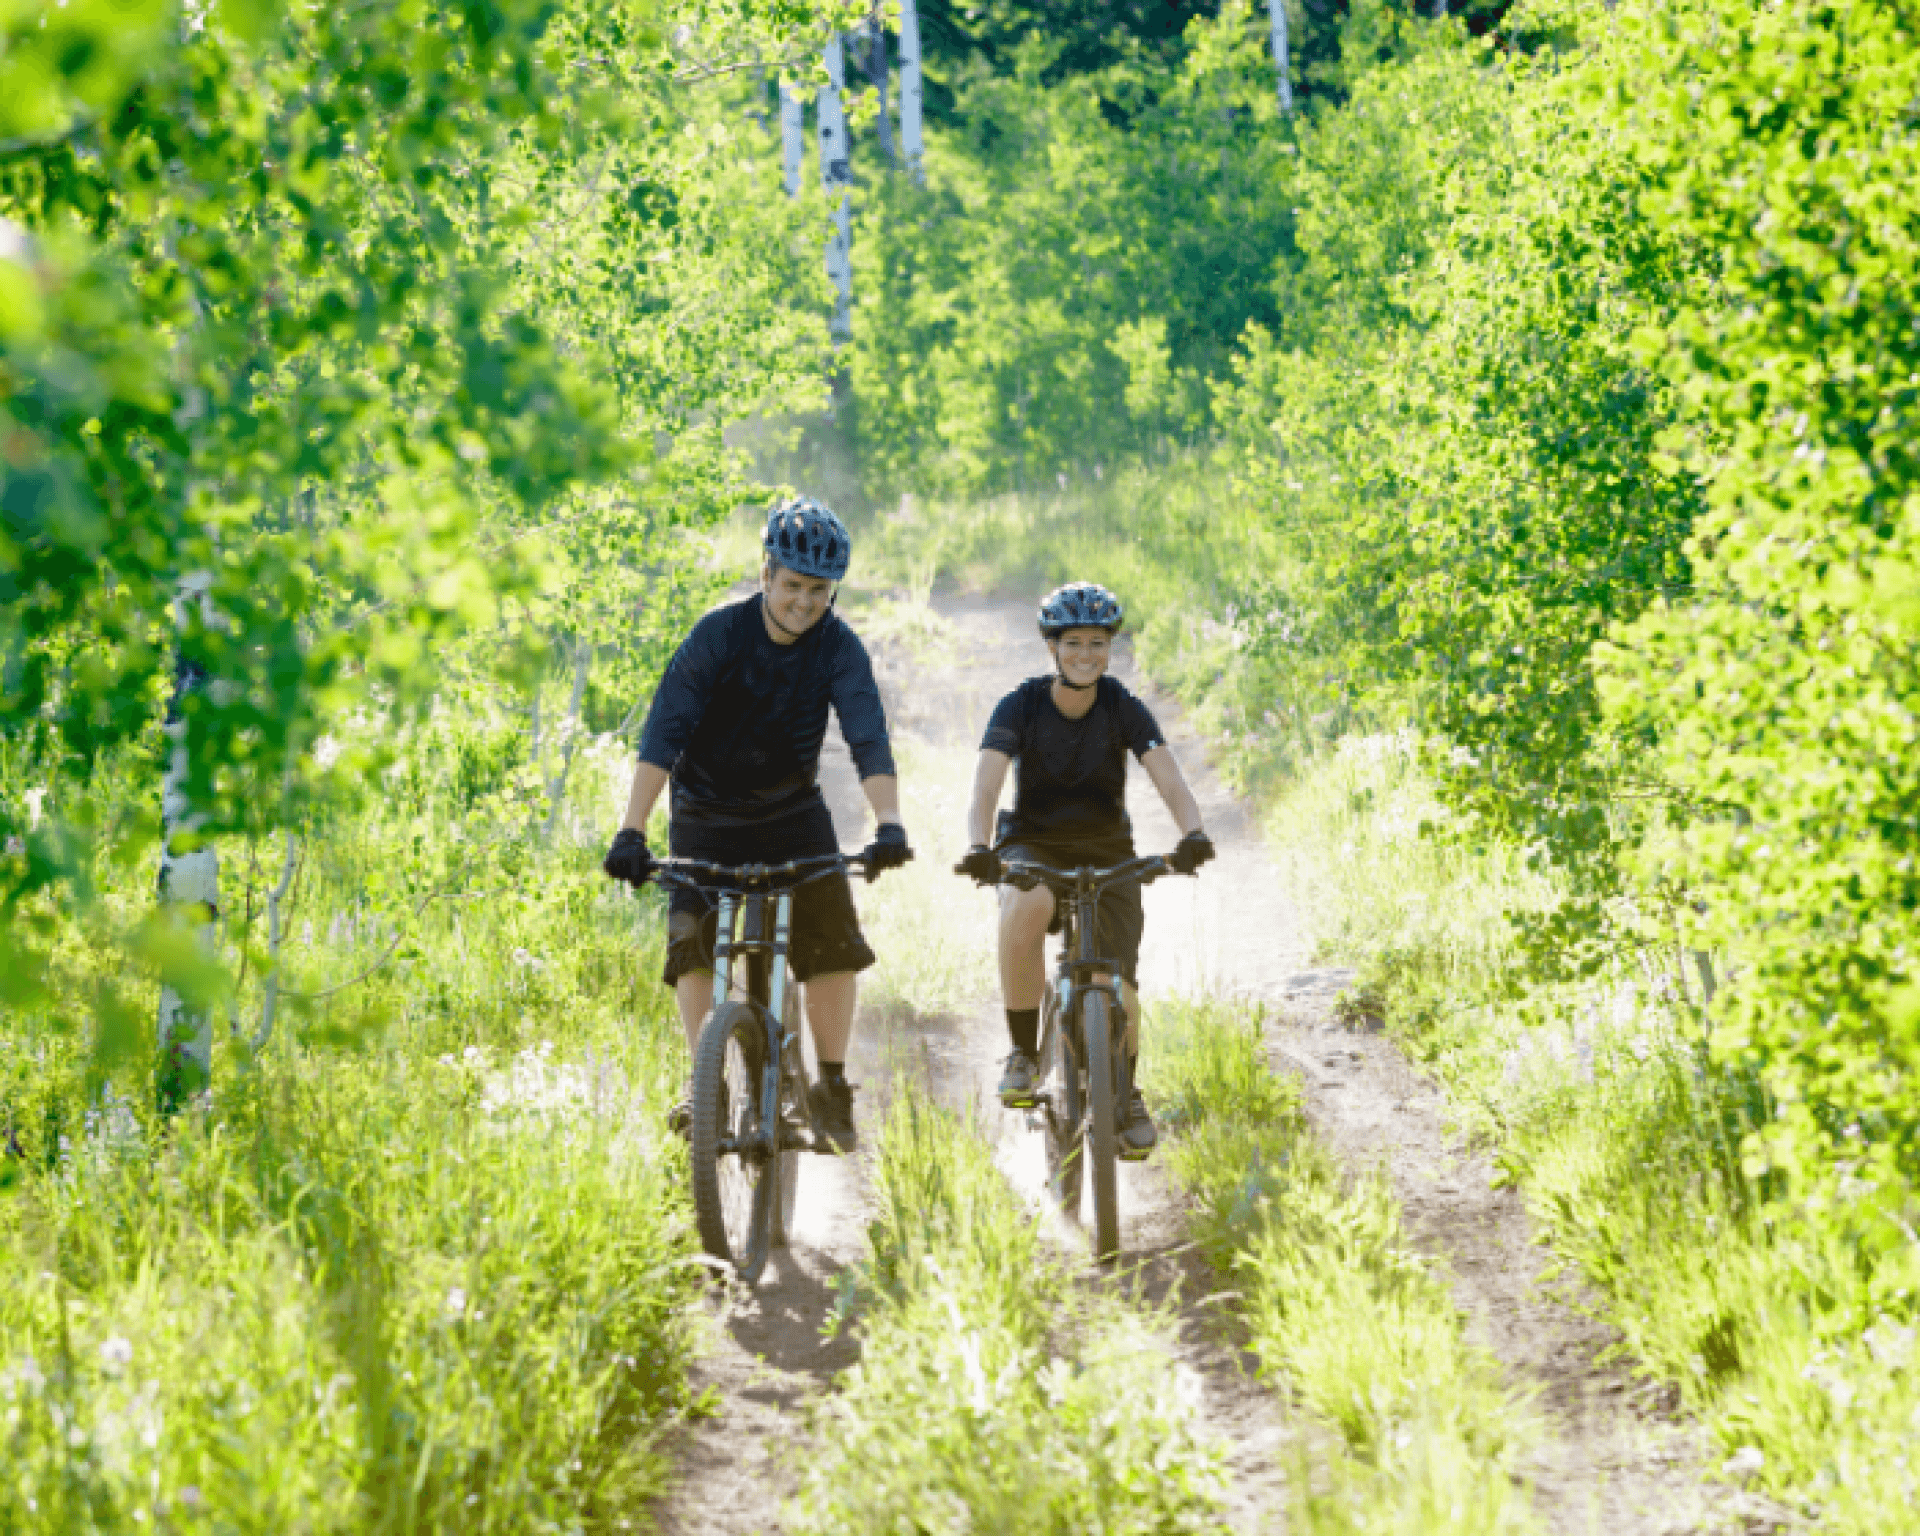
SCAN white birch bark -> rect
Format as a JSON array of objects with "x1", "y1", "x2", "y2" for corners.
[
  {"x1": 252, "y1": 830, "x2": 299, "y2": 1052},
  {"x1": 865, "y1": 18, "x2": 896, "y2": 166},
  {"x1": 543, "y1": 639, "x2": 592, "y2": 843},
  {"x1": 156, "y1": 571, "x2": 218, "y2": 1109},
  {"x1": 780, "y1": 77, "x2": 805, "y2": 199},
  {"x1": 898, "y1": 0, "x2": 925, "y2": 184},
  {"x1": 818, "y1": 36, "x2": 854, "y2": 340},
  {"x1": 1267, "y1": 0, "x2": 1294, "y2": 116}
]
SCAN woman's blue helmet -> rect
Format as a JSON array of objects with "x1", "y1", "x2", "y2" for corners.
[
  {"x1": 1038, "y1": 582, "x2": 1124, "y2": 638},
  {"x1": 763, "y1": 497, "x2": 852, "y2": 581}
]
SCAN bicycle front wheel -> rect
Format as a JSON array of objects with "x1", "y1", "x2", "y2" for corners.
[
  {"x1": 769, "y1": 1023, "x2": 803, "y2": 1250},
  {"x1": 1082, "y1": 989, "x2": 1121, "y2": 1261},
  {"x1": 1040, "y1": 987, "x2": 1083, "y2": 1218},
  {"x1": 690, "y1": 1001, "x2": 778, "y2": 1284}
]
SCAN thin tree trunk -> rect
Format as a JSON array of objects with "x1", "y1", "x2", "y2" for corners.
[
  {"x1": 866, "y1": 16, "x2": 896, "y2": 166},
  {"x1": 898, "y1": 0, "x2": 925, "y2": 183},
  {"x1": 750, "y1": 63, "x2": 772, "y2": 135},
  {"x1": 253, "y1": 830, "x2": 299, "y2": 1053},
  {"x1": 1267, "y1": 0, "x2": 1294, "y2": 115},
  {"x1": 156, "y1": 572, "x2": 219, "y2": 1112},
  {"x1": 543, "y1": 640, "x2": 592, "y2": 843},
  {"x1": 780, "y1": 76, "x2": 805, "y2": 197},
  {"x1": 818, "y1": 36, "x2": 854, "y2": 340}
]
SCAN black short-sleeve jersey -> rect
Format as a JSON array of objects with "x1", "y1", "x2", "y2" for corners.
[{"x1": 980, "y1": 674, "x2": 1166, "y2": 842}]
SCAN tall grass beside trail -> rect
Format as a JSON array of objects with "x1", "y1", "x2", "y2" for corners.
[
  {"x1": 1144, "y1": 999, "x2": 1538, "y2": 1536},
  {"x1": 1267, "y1": 735, "x2": 1920, "y2": 1530},
  {"x1": 789, "y1": 1081, "x2": 1227, "y2": 1534},
  {"x1": 0, "y1": 719, "x2": 699, "y2": 1533}
]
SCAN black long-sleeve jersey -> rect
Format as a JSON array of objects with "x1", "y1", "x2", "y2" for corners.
[{"x1": 638, "y1": 595, "x2": 895, "y2": 828}]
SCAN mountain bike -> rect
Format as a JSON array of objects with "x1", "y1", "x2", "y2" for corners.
[
  {"x1": 649, "y1": 852, "x2": 892, "y2": 1284},
  {"x1": 973, "y1": 852, "x2": 1175, "y2": 1261}
]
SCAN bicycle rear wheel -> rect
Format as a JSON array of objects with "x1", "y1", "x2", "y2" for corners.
[
  {"x1": 1082, "y1": 989, "x2": 1121, "y2": 1260},
  {"x1": 690, "y1": 1001, "x2": 778, "y2": 1284},
  {"x1": 1040, "y1": 987, "x2": 1084, "y2": 1219}
]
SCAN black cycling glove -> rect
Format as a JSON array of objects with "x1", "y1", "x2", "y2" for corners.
[
  {"x1": 957, "y1": 844, "x2": 1004, "y2": 887},
  {"x1": 602, "y1": 827, "x2": 657, "y2": 886},
  {"x1": 862, "y1": 821, "x2": 913, "y2": 880},
  {"x1": 1170, "y1": 829, "x2": 1216, "y2": 875}
]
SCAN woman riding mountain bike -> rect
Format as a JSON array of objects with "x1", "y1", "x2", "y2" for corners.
[{"x1": 958, "y1": 581, "x2": 1215, "y2": 1155}]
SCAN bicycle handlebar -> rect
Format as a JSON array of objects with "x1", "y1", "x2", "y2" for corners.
[
  {"x1": 956, "y1": 852, "x2": 1175, "y2": 895},
  {"x1": 646, "y1": 850, "x2": 904, "y2": 895}
]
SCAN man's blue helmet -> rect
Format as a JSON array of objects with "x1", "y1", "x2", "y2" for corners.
[
  {"x1": 1038, "y1": 581, "x2": 1124, "y2": 638},
  {"x1": 763, "y1": 497, "x2": 852, "y2": 581}
]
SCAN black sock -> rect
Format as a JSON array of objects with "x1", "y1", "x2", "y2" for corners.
[
  {"x1": 820, "y1": 1060, "x2": 847, "y2": 1087},
  {"x1": 1006, "y1": 1008, "x2": 1040, "y2": 1056}
]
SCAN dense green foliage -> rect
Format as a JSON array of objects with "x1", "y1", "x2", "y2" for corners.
[
  {"x1": 850, "y1": 0, "x2": 1297, "y2": 491},
  {"x1": 2, "y1": 0, "x2": 842, "y2": 1066},
  {"x1": 861, "y1": 0, "x2": 1920, "y2": 1189}
]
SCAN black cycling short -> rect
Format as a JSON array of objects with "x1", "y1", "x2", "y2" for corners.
[
  {"x1": 661, "y1": 800, "x2": 876, "y2": 988},
  {"x1": 994, "y1": 828, "x2": 1144, "y2": 985}
]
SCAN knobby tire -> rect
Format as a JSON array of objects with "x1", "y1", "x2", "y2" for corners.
[
  {"x1": 769, "y1": 992, "x2": 802, "y2": 1249},
  {"x1": 1041, "y1": 988, "x2": 1084, "y2": 1217},
  {"x1": 690, "y1": 1001, "x2": 777, "y2": 1284},
  {"x1": 1083, "y1": 989, "x2": 1121, "y2": 1260}
]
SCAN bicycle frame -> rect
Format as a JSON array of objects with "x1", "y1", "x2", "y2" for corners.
[{"x1": 709, "y1": 886, "x2": 800, "y2": 1159}]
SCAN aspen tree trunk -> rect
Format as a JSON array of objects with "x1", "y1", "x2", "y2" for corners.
[
  {"x1": 780, "y1": 77, "x2": 805, "y2": 198},
  {"x1": 866, "y1": 16, "x2": 896, "y2": 166},
  {"x1": 818, "y1": 36, "x2": 854, "y2": 340},
  {"x1": 1267, "y1": 0, "x2": 1294, "y2": 115},
  {"x1": 543, "y1": 639, "x2": 592, "y2": 843},
  {"x1": 898, "y1": 0, "x2": 925, "y2": 183},
  {"x1": 156, "y1": 571, "x2": 219, "y2": 1112}
]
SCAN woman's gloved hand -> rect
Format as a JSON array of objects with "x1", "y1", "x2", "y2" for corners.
[
  {"x1": 1169, "y1": 830, "x2": 1216, "y2": 875},
  {"x1": 956, "y1": 844, "x2": 1004, "y2": 887}
]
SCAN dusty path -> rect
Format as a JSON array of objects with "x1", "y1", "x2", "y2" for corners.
[{"x1": 651, "y1": 589, "x2": 1766, "y2": 1535}]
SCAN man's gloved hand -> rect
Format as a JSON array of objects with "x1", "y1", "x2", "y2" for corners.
[
  {"x1": 862, "y1": 821, "x2": 913, "y2": 880},
  {"x1": 1169, "y1": 829, "x2": 1216, "y2": 875},
  {"x1": 957, "y1": 844, "x2": 1004, "y2": 887},
  {"x1": 602, "y1": 827, "x2": 657, "y2": 886}
]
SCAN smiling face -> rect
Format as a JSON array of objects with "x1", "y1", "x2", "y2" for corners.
[
  {"x1": 1048, "y1": 626, "x2": 1113, "y2": 688},
  {"x1": 761, "y1": 561, "x2": 835, "y2": 640}
]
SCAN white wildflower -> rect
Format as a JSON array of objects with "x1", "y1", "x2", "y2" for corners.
[
  {"x1": 445, "y1": 1287, "x2": 467, "y2": 1319},
  {"x1": 98, "y1": 1336, "x2": 134, "y2": 1373},
  {"x1": 1721, "y1": 1446, "x2": 1764, "y2": 1482}
]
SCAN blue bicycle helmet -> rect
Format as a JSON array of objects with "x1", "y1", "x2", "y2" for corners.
[
  {"x1": 1037, "y1": 581, "x2": 1125, "y2": 638},
  {"x1": 763, "y1": 497, "x2": 852, "y2": 581}
]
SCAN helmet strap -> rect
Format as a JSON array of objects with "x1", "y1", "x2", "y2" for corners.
[{"x1": 1055, "y1": 671, "x2": 1098, "y2": 692}]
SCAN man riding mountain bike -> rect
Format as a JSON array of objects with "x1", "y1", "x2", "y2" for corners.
[
  {"x1": 602, "y1": 497, "x2": 911, "y2": 1151},
  {"x1": 959, "y1": 582, "x2": 1214, "y2": 1156}
]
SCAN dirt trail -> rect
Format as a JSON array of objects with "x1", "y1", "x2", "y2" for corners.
[{"x1": 651, "y1": 591, "x2": 1765, "y2": 1535}]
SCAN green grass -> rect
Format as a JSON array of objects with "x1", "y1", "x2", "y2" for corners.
[
  {"x1": 789, "y1": 1080, "x2": 1228, "y2": 1534},
  {"x1": 1, "y1": 718, "x2": 699, "y2": 1533},
  {"x1": 1144, "y1": 999, "x2": 1537, "y2": 1536}
]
